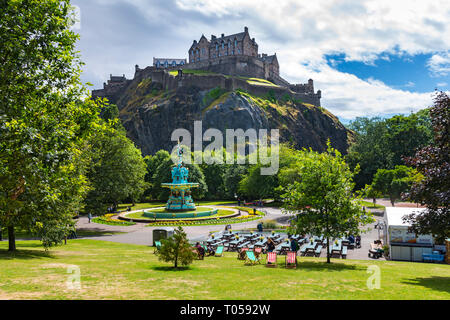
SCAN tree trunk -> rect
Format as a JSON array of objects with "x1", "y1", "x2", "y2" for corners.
[
  {"x1": 8, "y1": 226, "x2": 16, "y2": 251},
  {"x1": 390, "y1": 197, "x2": 395, "y2": 206},
  {"x1": 326, "y1": 237, "x2": 330, "y2": 263}
]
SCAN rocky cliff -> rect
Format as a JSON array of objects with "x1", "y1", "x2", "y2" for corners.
[{"x1": 104, "y1": 75, "x2": 352, "y2": 156}]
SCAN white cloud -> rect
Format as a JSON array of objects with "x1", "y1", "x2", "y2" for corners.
[
  {"x1": 171, "y1": 0, "x2": 450, "y2": 119},
  {"x1": 427, "y1": 52, "x2": 450, "y2": 76},
  {"x1": 74, "y1": 0, "x2": 450, "y2": 119}
]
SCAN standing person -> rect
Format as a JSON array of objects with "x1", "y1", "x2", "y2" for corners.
[
  {"x1": 290, "y1": 237, "x2": 298, "y2": 252},
  {"x1": 88, "y1": 212, "x2": 92, "y2": 223},
  {"x1": 253, "y1": 208, "x2": 256, "y2": 215},
  {"x1": 267, "y1": 238, "x2": 275, "y2": 252}
]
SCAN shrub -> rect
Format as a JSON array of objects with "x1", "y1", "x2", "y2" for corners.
[{"x1": 156, "y1": 227, "x2": 196, "y2": 268}]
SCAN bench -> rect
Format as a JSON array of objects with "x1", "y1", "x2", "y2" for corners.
[
  {"x1": 423, "y1": 253, "x2": 444, "y2": 263},
  {"x1": 314, "y1": 245, "x2": 322, "y2": 257},
  {"x1": 341, "y1": 246, "x2": 348, "y2": 259}
]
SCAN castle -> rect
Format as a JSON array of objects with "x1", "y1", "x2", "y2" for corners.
[{"x1": 92, "y1": 27, "x2": 321, "y2": 106}]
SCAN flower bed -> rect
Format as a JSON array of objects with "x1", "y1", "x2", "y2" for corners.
[{"x1": 93, "y1": 214, "x2": 136, "y2": 226}]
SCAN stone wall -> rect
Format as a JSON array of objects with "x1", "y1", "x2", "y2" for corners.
[{"x1": 91, "y1": 66, "x2": 322, "y2": 107}]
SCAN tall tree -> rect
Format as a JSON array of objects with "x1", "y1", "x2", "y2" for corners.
[
  {"x1": 371, "y1": 165, "x2": 421, "y2": 206},
  {"x1": 403, "y1": 92, "x2": 450, "y2": 244},
  {"x1": 282, "y1": 143, "x2": 374, "y2": 263},
  {"x1": 83, "y1": 126, "x2": 147, "y2": 214},
  {"x1": 346, "y1": 113, "x2": 432, "y2": 189},
  {"x1": 0, "y1": 0, "x2": 99, "y2": 250}
]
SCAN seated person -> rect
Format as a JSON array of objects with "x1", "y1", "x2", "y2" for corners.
[
  {"x1": 206, "y1": 245, "x2": 215, "y2": 256},
  {"x1": 195, "y1": 242, "x2": 205, "y2": 259},
  {"x1": 348, "y1": 235, "x2": 355, "y2": 244}
]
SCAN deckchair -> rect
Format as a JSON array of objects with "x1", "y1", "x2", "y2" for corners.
[
  {"x1": 153, "y1": 241, "x2": 161, "y2": 254},
  {"x1": 254, "y1": 247, "x2": 262, "y2": 259},
  {"x1": 238, "y1": 247, "x2": 249, "y2": 260},
  {"x1": 215, "y1": 246, "x2": 224, "y2": 257},
  {"x1": 245, "y1": 250, "x2": 261, "y2": 265},
  {"x1": 285, "y1": 251, "x2": 297, "y2": 269},
  {"x1": 265, "y1": 252, "x2": 277, "y2": 267}
]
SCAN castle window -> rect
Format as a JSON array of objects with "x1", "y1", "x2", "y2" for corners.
[
  {"x1": 216, "y1": 43, "x2": 218, "y2": 50},
  {"x1": 235, "y1": 39, "x2": 237, "y2": 47},
  {"x1": 202, "y1": 48, "x2": 205, "y2": 55},
  {"x1": 164, "y1": 61, "x2": 168, "y2": 67},
  {"x1": 237, "y1": 49, "x2": 241, "y2": 54},
  {"x1": 172, "y1": 61, "x2": 176, "y2": 66},
  {"x1": 156, "y1": 61, "x2": 160, "y2": 67},
  {"x1": 222, "y1": 43, "x2": 224, "y2": 49},
  {"x1": 180, "y1": 61, "x2": 184, "y2": 65}
]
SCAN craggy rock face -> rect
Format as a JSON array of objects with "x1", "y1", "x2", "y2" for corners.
[{"x1": 112, "y1": 79, "x2": 352, "y2": 156}]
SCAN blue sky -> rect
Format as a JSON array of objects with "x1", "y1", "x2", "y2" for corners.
[
  {"x1": 72, "y1": 0, "x2": 450, "y2": 122},
  {"x1": 325, "y1": 52, "x2": 449, "y2": 93}
]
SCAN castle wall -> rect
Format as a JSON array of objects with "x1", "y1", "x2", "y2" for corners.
[{"x1": 182, "y1": 55, "x2": 267, "y2": 79}]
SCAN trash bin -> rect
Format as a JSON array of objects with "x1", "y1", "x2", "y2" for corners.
[{"x1": 152, "y1": 227, "x2": 174, "y2": 246}]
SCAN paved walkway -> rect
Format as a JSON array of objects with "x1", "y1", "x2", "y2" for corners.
[
  {"x1": 76, "y1": 206, "x2": 288, "y2": 246},
  {"x1": 76, "y1": 205, "x2": 386, "y2": 261}
]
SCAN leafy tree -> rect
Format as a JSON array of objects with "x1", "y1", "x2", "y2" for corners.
[
  {"x1": 346, "y1": 113, "x2": 432, "y2": 189},
  {"x1": 239, "y1": 164, "x2": 279, "y2": 200},
  {"x1": 371, "y1": 166, "x2": 420, "y2": 206},
  {"x1": 143, "y1": 150, "x2": 171, "y2": 201},
  {"x1": 156, "y1": 227, "x2": 196, "y2": 268},
  {"x1": 238, "y1": 144, "x2": 297, "y2": 201},
  {"x1": 282, "y1": 143, "x2": 374, "y2": 263},
  {"x1": 223, "y1": 164, "x2": 248, "y2": 199},
  {"x1": 403, "y1": 92, "x2": 450, "y2": 243},
  {"x1": 364, "y1": 184, "x2": 382, "y2": 206},
  {"x1": 83, "y1": 126, "x2": 147, "y2": 214},
  {"x1": 0, "y1": 0, "x2": 99, "y2": 250}
]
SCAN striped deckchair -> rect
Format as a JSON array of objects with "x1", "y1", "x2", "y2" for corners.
[
  {"x1": 266, "y1": 252, "x2": 277, "y2": 267},
  {"x1": 254, "y1": 247, "x2": 262, "y2": 259},
  {"x1": 285, "y1": 251, "x2": 297, "y2": 269}
]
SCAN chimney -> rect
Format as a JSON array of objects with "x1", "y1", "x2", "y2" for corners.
[
  {"x1": 211, "y1": 35, "x2": 216, "y2": 40},
  {"x1": 221, "y1": 33, "x2": 224, "y2": 38},
  {"x1": 244, "y1": 26, "x2": 248, "y2": 33}
]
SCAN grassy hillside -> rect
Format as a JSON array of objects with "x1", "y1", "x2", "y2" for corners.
[{"x1": 0, "y1": 240, "x2": 448, "y2": 300}]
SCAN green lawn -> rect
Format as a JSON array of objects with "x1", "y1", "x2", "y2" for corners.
[
  {"x1": 0, "y1": 240, "x2": 449, "y2": 300},
  {"x1": 360, "y1": 200, "x2": 386, "y2": 209}
]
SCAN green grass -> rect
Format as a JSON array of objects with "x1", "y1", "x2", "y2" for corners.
[
  {"x1": 360, "y1": 200, "x2": 386, "y2": 209},
  {"x1": 0, "y1": 240, "x2": 449, "y2": 299}
]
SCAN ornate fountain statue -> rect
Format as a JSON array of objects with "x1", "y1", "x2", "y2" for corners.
[{"x1": 161, "y1": 141, "x2": 199, "y2": 211}]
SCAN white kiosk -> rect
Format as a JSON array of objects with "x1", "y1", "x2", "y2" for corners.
[{"x1": 384, "y1": 207, "x2": 434, "y2": 261}]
